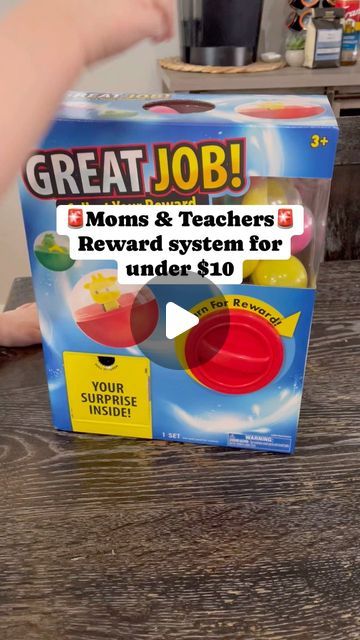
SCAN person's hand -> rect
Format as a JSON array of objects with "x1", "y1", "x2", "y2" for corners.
[
  {"x1": 0, "y1": 303, "x2": 41, "y2": 348},
  {"x1": 54, "y1": 0, "x2": 174, "y2": 65},
  {"x1": 0, "y1": 0, "x2": 174, "y2": 195}
]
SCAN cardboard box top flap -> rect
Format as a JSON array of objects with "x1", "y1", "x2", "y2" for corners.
[{"x1": 56, "y1": 91, "x2": 339, "y2": 129}]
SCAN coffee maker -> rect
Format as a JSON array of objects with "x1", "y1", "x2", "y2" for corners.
[{"x1": 179, "y1": 0, "x2": 264, "y2": 66}]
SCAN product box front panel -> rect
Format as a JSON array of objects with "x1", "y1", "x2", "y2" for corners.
[{"x1": 19, "y1": 93, "x2": 338, "y2": 453}]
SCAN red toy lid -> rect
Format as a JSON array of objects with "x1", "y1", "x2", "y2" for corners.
[
  {"x1": 236, "y1": 104, "x2": 324, "y2": 120},
  {"x1": 185, "y1": 309, "x2": 284, "y2": 395}
]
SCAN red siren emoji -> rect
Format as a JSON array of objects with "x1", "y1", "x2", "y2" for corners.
[
  {"x1": 278, "y1": 208, "x2": 293, "y2": 229},
  {"x1": 68, "y1": 208, "x2": 83, "y2": 228}
]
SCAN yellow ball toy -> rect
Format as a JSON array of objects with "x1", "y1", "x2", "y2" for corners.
[
  {"x1": 242, "y1": 260, "x2": 259, "y2": 279},
  {"x1": 251, "y1": 257, "x2": 308, "y2": 288},
  {"x1": 242, "y1": 180, "x2": 269, "y2": 205},
  {"x1": 242, "y1": 178, "x2": 301, "y2": 206}
]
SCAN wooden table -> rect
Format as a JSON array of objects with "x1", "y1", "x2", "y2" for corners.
[{"x1": 1, "y1": 263, "x2": 360, "y2": 640}]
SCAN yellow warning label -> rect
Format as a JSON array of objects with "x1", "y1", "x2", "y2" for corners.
[{"x1": 63, "y1": 352, "x2": 152, "y2": 438}]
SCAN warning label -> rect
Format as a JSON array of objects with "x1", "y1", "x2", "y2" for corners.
[
  {"x1": 63, "y1": 352, "x2": 152, "y2": 438},
  {"x1": 228, "y1": 432, "x2": 292, "y2": 453}
]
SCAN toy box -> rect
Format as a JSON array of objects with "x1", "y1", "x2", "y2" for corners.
[{"x1": 19, "y1": 93, "x2": 338, "y2": 454}]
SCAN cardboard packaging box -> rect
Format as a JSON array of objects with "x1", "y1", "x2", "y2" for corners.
[{"x1": 19, "y1": 93, "x2": 338, "y2": 453}]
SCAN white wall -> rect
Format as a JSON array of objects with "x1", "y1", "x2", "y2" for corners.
[{"x1": 0, "y1": 0, "x2": 286, "y2": 303}]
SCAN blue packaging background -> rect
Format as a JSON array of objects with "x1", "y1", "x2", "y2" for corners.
[{"x1": 19, "y1": 93, "x2": 338, "y2": 453}]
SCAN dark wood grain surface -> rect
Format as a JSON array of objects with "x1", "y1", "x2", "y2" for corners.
[
  {"x1": 335, "y1": 116, "x2": 360, "y2": 167},
  {"x1": 1, "y1": 264, "x2": 360, "y2": 640},
  {"x1": 327, "y1": 164, "x2": 360, "y2": 261},
  {"x1": 326, "y1": 116, "x2": 360, "y2": 261}
]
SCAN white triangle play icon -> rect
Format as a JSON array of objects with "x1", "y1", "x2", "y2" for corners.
[{"x1": 166, "y1": 302, "x2": 199, "y2": 340}]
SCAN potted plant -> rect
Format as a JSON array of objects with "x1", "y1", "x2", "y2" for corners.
[{"x1": 285, "y1": 33, "x2": 306, "y2": 67}]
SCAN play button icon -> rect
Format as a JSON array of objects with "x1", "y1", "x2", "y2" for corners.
[
  {"x1": 130, "y1": 271, "x2": 230, "y2": 370},
  {"x1": 165, "y1": 302, "x2": 199, "y2": 340}
]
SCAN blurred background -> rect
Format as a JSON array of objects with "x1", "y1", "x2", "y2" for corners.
[{"x1": 0, "y1": 0, "x2": 356, "y2": 303}]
